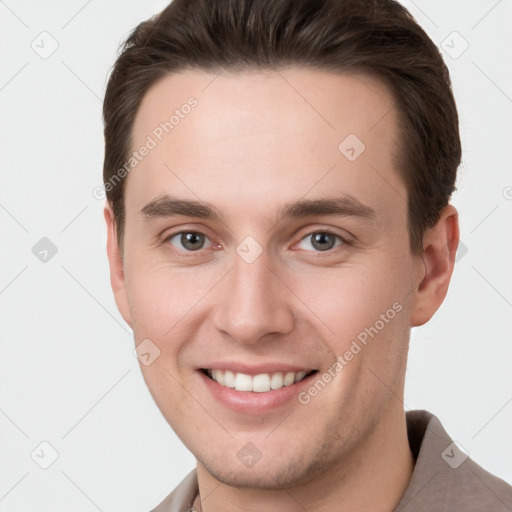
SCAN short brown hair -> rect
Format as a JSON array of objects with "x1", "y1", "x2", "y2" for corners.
[{"x1": 103, "y1": 0, "x2": 461, "y2": 255}]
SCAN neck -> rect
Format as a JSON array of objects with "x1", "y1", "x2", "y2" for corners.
[{"x1": 195, "y1": 405, "x2": 414, "y2": 512}]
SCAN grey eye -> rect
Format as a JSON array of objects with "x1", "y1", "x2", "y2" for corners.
[
  {"x1": 298, "y1": 232, "x2": 343, "y2": 252},
  {"x1": 169, "y1": 232, "x2": 208, "y2": 251}
]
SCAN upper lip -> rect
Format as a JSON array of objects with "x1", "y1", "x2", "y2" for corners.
[{"x1": 198, "y1": 362, "x2": 316, "y2": 376}]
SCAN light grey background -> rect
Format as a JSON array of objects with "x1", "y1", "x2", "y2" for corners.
[{"x1": 0, "y1": 0, "x2": 510, "y2": 510}]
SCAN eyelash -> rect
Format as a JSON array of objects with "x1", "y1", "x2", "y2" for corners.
[{"x1": 161, "y1": 229, "x2": 349, "y2": 257}]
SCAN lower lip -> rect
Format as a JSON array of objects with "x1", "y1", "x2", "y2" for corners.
[{"x1": 198, "y1": 371, "x2": 315, "y2": 415}]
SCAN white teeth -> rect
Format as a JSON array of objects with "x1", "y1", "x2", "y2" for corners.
[
  {"x1": 234, "y1": 373, "x2": 253, "y2": 392},
  {"x1": 295, "y1": 371, "x2": 307, "y2": 383},
  {"x1": 208, "y1": 369, "x2": 310, "y2": 392},
  {"x1": 212, "y1": 369, "x2": 225, "y2": 386},
  {"x1": 283, "y1": 372, "x2": 296, "y2": 386},
  {"x1": 224, "y1": 370, "x2": 236, "y2": 388},
  {"x1": 270, "y1": 372, "x2": 284, "y2": 389},
  {"x1": 252, "y1": 374, "x2": 271, "y2": 393}
]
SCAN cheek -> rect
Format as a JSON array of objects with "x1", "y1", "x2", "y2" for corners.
[
  {"x1": 291, "y1": 257, "x2": 410, "y2": 343},
  {"x1": 124, "y1": 256, "x2": 210, "y2": 339},
  {"x1": 295, "y1": 274, "x2": 409, "y2": 419},
  {"x1": 138, "y1": 360, "x2": 205, "y2": 445}
]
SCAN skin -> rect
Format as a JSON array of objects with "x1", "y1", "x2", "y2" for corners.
[{"x1": 105, "y1": 68, "x2": 459, "y2": 511}]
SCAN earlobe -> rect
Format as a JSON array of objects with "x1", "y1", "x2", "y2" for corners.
[
  {"x1": 104, "y1": 206, "x2": 133, "y2": 329},
  {"x1": 409, "y1": 205, "x2": 459, "y2": 327}
]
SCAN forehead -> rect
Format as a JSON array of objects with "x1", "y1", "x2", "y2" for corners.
[{"x1": 127, "y1": 67, "x2": 405, "y2": 225}]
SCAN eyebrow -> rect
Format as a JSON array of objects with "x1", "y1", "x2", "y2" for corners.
[{"x1": 140, "y1": 194, "x2": 376, "y2": 223}]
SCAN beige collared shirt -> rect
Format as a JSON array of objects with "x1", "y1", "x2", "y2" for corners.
[{"x1": 151, "y1": 410, "x2": 512, "y2": 511}]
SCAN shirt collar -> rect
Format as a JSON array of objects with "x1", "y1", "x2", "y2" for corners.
[{"x1": 151, "y1": 409, "x2": 512, "y2": 511}]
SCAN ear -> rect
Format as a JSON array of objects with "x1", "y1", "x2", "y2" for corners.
[
  {"x1": 409, "y1": 205, "x2": 459, "y2": 327},
  {"x1": 104, "y1": 205, "x2": 133, "y2": 329}
]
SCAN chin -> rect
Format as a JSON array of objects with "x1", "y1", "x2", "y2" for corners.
[
  {"x1": 202, "y1": 461, "x2": 309, "y2": 490},
  {"x1": 197, "y1": 442, "x2": 337, "y2": 491}
]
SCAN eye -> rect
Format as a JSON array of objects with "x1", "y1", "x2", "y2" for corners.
[
  {"x1": 297, "y1": 231, "x2": 344, "y2": 252},
  {"x1": 167, "y1": 231, "x2": 213, "y2": 252}
]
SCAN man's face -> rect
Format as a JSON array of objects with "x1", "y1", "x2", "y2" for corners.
[{"x1": 112, "y1": 68, "x2": 425, "y2": 488}]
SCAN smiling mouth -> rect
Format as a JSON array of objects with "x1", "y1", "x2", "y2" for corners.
[{"x1": 201, "y1": 369, "x2": 318, "y2": 392}]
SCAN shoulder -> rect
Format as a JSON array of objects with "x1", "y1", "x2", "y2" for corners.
[
  {"x1": 396, "y1": 410, "x2": 512, "y2": 511},
  {"x1": 150, "y1": 469, "x2": 198, "y2": 512}
]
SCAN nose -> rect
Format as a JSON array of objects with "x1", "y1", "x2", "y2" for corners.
[{"x1": 211, "y1": 249, "x2": 295, "y2": 345}]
